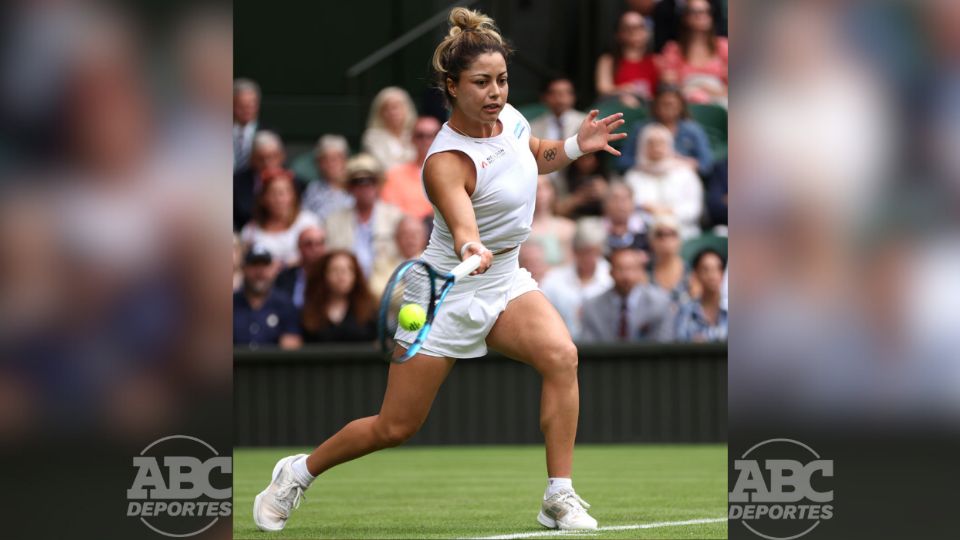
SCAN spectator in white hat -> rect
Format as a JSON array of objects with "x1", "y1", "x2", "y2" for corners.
[{"x1": 324, "y1": 153, "x2": 405, "y2": 278}]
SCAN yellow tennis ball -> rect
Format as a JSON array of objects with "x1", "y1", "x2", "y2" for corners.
[{"x1": 398, "y1": 303, "x2": 427, "y2": 331}]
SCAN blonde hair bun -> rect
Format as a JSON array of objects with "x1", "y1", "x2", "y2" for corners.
[
  {"x1": 448, "y1": 7, "x2": 499, "y2": 38},
  {"x1": 431, "y1": 7, "x2": 512, "y2": 105}
]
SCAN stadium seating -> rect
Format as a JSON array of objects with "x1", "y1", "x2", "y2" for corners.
[
  {"x1": 681, "y1": 232, "x2": 728, "y2": 265},
  {"x1": 289, "y1": 150, "x2": 319, "y2": 181},
  {"x1": 688, "y1": 103, "x2": 727, "y2": 159},
  {"x1": 514, "y1": 102, "x2": 547, "y2": 123}
]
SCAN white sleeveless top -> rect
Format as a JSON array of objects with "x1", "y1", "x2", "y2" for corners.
[{"x1": 421, "y1": 103, "x2": 538, "y2": 269}]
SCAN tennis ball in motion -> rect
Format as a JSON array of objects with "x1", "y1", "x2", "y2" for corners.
[{"x1": 398, "y1": 304, "x2": 427, "y2": 331}]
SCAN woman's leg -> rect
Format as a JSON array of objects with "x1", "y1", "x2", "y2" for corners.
[
  {"x1": 485, "y1": 291, "x2": 579, "y2": 478},
  {"x1": 304, "y1": 350, "x2": 454, "y2": 476}
]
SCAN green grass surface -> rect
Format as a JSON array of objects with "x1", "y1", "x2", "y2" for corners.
[{"x1": 234, "y1": 445, "x2": 727, "y2": 539}]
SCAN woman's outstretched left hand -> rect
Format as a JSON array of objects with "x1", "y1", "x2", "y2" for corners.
[{"x1": 576, "y1": 110, "x2": 628, "y2": 156}]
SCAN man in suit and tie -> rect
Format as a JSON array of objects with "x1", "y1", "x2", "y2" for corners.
[
  {"x1": 530, "y1": 77, "x2": 587, "y2": 142},
  {"x1": 274, "y1": 225, "x2": 326, "y2": 309},
  {"x1": 580, "y1": 247, "x2": 674, "y2": 343},
  {"x1": 234, "y1": 78, "x2": 261, "y2": 173}
]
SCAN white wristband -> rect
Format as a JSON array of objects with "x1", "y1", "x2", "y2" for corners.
[
  {"x1": 564, "y1": 135, "x2": 585, "y2": 160},
  {"x1": 459, "y1": 241, "x2": 479, "y2": 260}
]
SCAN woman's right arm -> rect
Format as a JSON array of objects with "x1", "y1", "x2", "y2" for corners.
[{"x1": 422, "y1": 152, "x2": 493, "y2": 274}]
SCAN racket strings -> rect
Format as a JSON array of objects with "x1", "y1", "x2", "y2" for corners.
[{"x1": 385, "y1": 264, "x2": 438, "y2": 334}]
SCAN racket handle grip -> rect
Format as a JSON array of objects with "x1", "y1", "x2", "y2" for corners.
[{"x1": 450, "y1": 254, "x2": 482, "y2": 281}]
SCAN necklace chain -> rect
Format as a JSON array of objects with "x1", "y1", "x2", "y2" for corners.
[
  {"x1": 447, "y1": 121, "x2": 471, "y2": 137},
  {"x1": 448, "y1": 120, "x2": 501, "y2": 138}
]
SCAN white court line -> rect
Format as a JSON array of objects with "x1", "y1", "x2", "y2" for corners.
[{"x1": 463, "y1": 517, "x2": 727, "y2": 540}]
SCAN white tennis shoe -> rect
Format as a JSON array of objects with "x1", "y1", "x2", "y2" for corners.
[
  {"x1": 253, "y1": 454, "x2": 309, "y2": 532},
  {"x1": 537, "y1": 488, "x2": 599, "y2": 530}
]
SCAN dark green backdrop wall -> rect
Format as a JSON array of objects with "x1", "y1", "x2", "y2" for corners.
[
  {"x1": 234, "y1": 343, "x2": 727, "y2": 446},
  {"x1": 234, "y1": 0, "x2": 627, "y2": 148}
]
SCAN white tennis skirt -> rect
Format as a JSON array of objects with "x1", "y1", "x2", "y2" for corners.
[{"x1": 394, "y1": 248, "x2": 539, "y2": 359}]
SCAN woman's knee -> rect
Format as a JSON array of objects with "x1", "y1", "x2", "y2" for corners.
[
  {"x1": 373, "y1": 416, "x2": 421, "y2": 448},
  {"x1": 540, "y1": 340, "x2": 578, "y2": 378}
]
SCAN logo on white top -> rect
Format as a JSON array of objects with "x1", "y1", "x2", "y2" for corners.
[{"x1": 481, "y1": 148, "x2": 506, "y2": 169}]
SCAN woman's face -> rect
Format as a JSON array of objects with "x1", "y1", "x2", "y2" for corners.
[
  {"x1": 317, "y1": 150, "x2": 347, "y2": 184},
  {"x1": 450, "y1": 52, "x2": 508, "y2": 125},
  {"x1": 685, "y1": 0, "x2": 714, "y2": 33},
  {"x1": 264, "y1": 179, "x2": 295, "y2": 219},
  {"x1": 695, "y1": 252, "x2": 724, "y2": 292},
  {"x1": 326, "y1": 254, "x2": 356, "y2": 296},
  {"x1": 651, "y1": 226, "x2": 681, "y2": 257},
  {"x1": 604, "y1": 184, "x2": 634, "y2": 223},
  {"x1": 381, "y1": 95, "x2": 407, "y2": 132},
  {"x1": 644, "y1": 133, "x2": 670, "y2": 162},
  {"x1": 617, "y1": 11, "x2": 649, "y2": 49},
  {"x1": 653, "y1": 92, "x2": 683, "y2": 123},
  {"x1": 234, "y1": 89, "x2": 258, "y2": 125}
]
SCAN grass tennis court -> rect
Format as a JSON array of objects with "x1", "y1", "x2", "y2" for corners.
[{"x1": 234, "y1": 444, "x2": 727, "y2": 539}]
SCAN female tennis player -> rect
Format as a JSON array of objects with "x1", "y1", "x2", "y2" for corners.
[{"x1": 254, "y1": 7, "x2": 626, "y2": 532}]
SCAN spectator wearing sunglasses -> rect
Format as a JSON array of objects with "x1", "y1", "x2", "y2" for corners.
[
  {"x1": 324, "y1": 154, "x2": 405, "y2": 278},
  {"x1": 647, "y1": 215, "x2": 694, "y2": 313}
]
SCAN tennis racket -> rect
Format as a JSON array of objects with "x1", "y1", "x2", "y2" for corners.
[{"x1": 377, "y1": 254, "x2": 482, "y2": 363}]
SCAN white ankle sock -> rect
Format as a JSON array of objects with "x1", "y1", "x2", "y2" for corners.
[
  {"x1": 292, "y1": 456, "x2": 316, "y2": 487},
  {"x1": 545, "y1": 477, "x2": 573, "y2": 498}
]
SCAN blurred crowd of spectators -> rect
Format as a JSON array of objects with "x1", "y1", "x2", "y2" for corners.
[
  {"x1": 597, "y1": 0, "x2": 727, "y2": 107},
  {"x1": 233, "y1": 0, "x2": 728, "y2": 350}
]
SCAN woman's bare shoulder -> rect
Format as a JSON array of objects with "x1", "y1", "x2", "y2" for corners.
[{"x1": 423, "y1": 150, "x2": 475, "y2": 181}]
